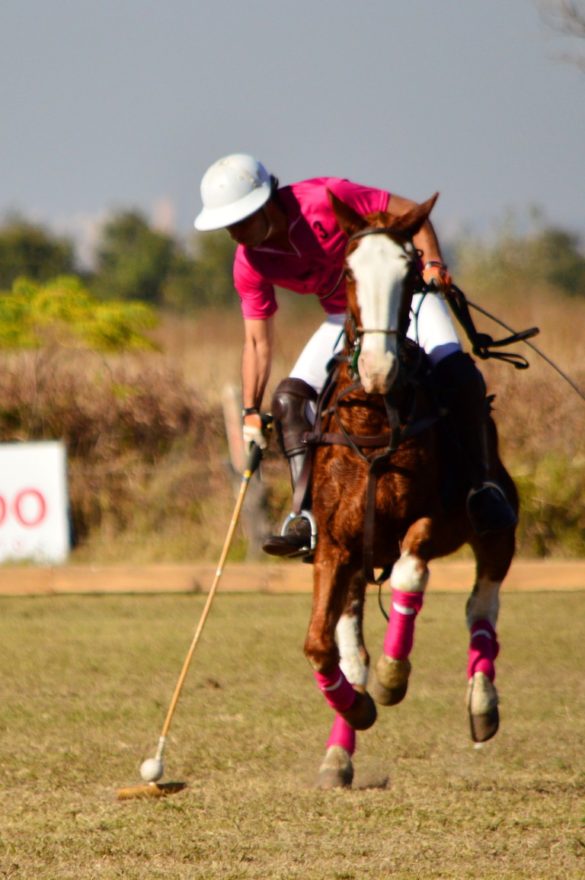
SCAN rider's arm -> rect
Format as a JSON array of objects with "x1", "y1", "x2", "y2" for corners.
[
  {"x1": 388, "y1": 193, "x2": 452, "y2": 290},
  {"x1": 242, "y1": 316, "x2": 274, "y2": 412}
]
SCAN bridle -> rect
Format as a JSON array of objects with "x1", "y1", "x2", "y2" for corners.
[
  {"x1": 341, "y1": 226, "x2": 421, "y2": 366},
  {"x1": 319, "y1": 224, "x2": 420, "y2": 311}
]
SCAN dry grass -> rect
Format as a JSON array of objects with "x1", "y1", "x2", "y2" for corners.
[
  {"x1": 153, "y1": 289, "x2": 585, "y2": 558},
  {"x1": 0, "y1": 590, "x2": 583, "y2": 879},
  {"x1": 0, "y1": 287, "x2": 583, "y2": 561},
  {"x1": 152, "y1": 298, "x2": 325, "y2": 406}
]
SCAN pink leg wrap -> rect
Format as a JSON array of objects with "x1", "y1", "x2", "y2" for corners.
[
  {"x1": 326, "y1": 713, "x2": 356, "y2": 755},
  {"x1": 467, "y1": 619, "x2": 500, "y2": 682},
  {"x1": 314, "y1": 667, "x2": 356, "y2": 713},
  {"x1": 383, "y1": 589, "x2": 425, "y2": 660}
]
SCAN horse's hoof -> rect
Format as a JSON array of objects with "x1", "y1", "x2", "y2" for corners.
[
  {"x1": 467, "y1": 671, "x2": 500, "y2": 743},
  {"x1": 340, "y1": 690, "x2": 377, "y2": 731},
  {"x1": 316, "y1": 746, "x2": 354, "y2": 790},
  {"x1": 371, "y1": 655, "x2": 411, "y2": 706}
]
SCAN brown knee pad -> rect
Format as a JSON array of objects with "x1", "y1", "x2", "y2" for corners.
[{"x1": 271, "y1": 378, "x2": 318, "y2": 458}]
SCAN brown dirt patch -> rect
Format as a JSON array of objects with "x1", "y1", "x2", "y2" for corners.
[{"x1": 0, "y1": 558, "x2": 583, "y2": 596}]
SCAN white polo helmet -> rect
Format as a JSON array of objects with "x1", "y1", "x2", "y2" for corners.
[{"x1": 194, "y1": 153, "x2": 272, "y2": 231}]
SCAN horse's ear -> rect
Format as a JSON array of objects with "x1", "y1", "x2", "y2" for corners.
[
  {"x1": 327, "y1": 189, "x2": 368, "y2": 237},
  {"x1": 389, "y1": 192, "x2": 440, "y2": 237}
]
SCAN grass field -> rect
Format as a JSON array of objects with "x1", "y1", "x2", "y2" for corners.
[{"x1": 0, "y1": 589, "x2": 583, "y2": 879}]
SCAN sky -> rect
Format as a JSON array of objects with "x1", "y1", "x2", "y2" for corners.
[{"x1": 1, "y1": 0, "x2": 583, "y2": 262}]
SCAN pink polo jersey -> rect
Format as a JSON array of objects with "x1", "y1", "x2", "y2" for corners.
[{"x1": 233, "y1": 177, "x2": 390, "y2": 319}]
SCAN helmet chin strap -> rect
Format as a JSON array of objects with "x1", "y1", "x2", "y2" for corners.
[
  {"x1": 258, "y1": 200, "x2": 296, "y2": 253},
  {"x1": 260, "y1": 206, "x2": 274, "y2": 243},
  {"x1": 260, "y1": 202, "x2": 277, "y2": 244}
]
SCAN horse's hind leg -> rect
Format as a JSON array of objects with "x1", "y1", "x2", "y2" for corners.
[
  {"x1": 466, "y1": 530, "x2": 515, "y2": 742},
  {"x1": 372, "y1": 520, "x2": 430, "y2": 707},
  {"x1": 318, "y1": 574, "x2": 369, "y2": 790}
]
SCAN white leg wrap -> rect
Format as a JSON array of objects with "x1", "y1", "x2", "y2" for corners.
[
  {"x1": 467, "y1": 577, "x2": 501, "y2": 628},
  {"x1": 390, "y1": 551, "x2": 429, "y2": 593},
  {"x1": 336, "y1": 613, "x2": 368, "y2": 687}
]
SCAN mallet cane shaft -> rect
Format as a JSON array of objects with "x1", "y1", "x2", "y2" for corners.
[{"x1": 152, "y1": 440, "x2": 265, "y2": 764}]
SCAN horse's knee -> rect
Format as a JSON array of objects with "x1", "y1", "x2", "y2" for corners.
[
  {"x1": 304, "y1": 634, "x2": 338, "y2": 672},
  {"x1": 271, "y1": 377, "x2": 317, "y2": 458},
  {"x1": 390, "y1": 549, "x2": 429, "y2": 593}
]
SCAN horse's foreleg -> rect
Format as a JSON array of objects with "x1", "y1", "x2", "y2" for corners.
[
  {"x1": 467, "y1": 578, "x2": 500, "y2": 681},
  {"x1": 372, "y1": 523, "x2": 431, "y2": 707},
  {"x1": 465, "y1": 577, "x2": 501, "y2": 743},
  {"x1": 465, "y1": 536, "x2": 513, "y2": 742},
  {"x1": 318, "y1": 584, "x2": 369, "y2": 789},
  {"x1": 306, "y1": 558, "x2": 376, "y2": 733}
]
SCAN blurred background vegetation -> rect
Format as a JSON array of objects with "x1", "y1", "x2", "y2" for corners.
[{"x1": 0, "y1": 207, "x2": 583, "y2": 562}]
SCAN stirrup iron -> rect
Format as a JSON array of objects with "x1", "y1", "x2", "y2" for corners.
[{"x1": 281, "y1": 510, "x2": 318, "y2": 552}]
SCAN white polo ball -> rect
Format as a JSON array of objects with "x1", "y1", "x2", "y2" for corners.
[{"x1": 140, "y1": 757, "x2": 164, "y2": 782}]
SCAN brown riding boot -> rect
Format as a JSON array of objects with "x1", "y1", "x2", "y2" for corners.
[
  {"x1": 261, "y1": 377, "x2": 317, "y2": 558},
  {"x1": 434, "y1": 352, "x2": 517, "y2": 536}
]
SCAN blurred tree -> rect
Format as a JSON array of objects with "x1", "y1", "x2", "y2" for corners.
[
  {"x1": 92, "y1": 211, "x2": 176, "y2": 303},
  {"x1": 454, "y1": 214, "x2": 585, "y2": 297},
  {"x1": 541, "y1": 0, "x2": 585, "y2": 70},
  {"x1": 91, "y1": 213, "x2": 236, "y2": 310},
  {"x1": 0, "y1": 216, "x2": 75, "y2": 288},
  {"x1": 529, "y1": 226, "x2": 585, "y2": 294},
  {"x1": 160, "y1": 230, "x2": 236, "y2": 311},
  {"x1": 0, "y1": 275, "x2": 157, "y2": 351}
]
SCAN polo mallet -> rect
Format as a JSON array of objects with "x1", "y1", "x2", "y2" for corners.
[{"x1": 117, "y1": 437, "x2": 266, "y2": 800}]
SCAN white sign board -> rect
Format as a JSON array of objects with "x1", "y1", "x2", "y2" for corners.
[{"x1": 0, "y1": 441, "x2": 70, "y2": 564}]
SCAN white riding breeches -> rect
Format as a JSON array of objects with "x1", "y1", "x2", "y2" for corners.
[{"x1": 289, "y1": 293, "x2": 461, "y2": 394}]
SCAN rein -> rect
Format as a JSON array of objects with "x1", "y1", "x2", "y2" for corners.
[
  {"x1": 445, "y1": 284, "x2": 539, "y2": 369},
  {"x1": 444, "y1": 284, "x2": 585, "y2": 402},
  {"x1": 466, "y1": 295, "x2": 585, "y2": 403}
]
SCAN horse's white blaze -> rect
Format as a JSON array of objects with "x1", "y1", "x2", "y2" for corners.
[
  {"x1": 347, "y1": 234, "x2": 409, "y2": 393},
  {"x1": 466, "y1": 577, "x2": 501, "y2": 628},
  {"x1": 336, "y1": 613, "x2": 368, "y2": 686},
  {"x1": 390, "y1": 550, "x2": 429, "y2": 593}
]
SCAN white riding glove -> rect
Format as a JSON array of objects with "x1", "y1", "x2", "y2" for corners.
[{"x1": 242, "y1": 414, "x2": 268, "y2": 450}]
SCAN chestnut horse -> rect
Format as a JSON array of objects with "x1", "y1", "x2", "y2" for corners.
[{"x1": 305, "y1": 192, "x2": 517, "y2": 789}]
